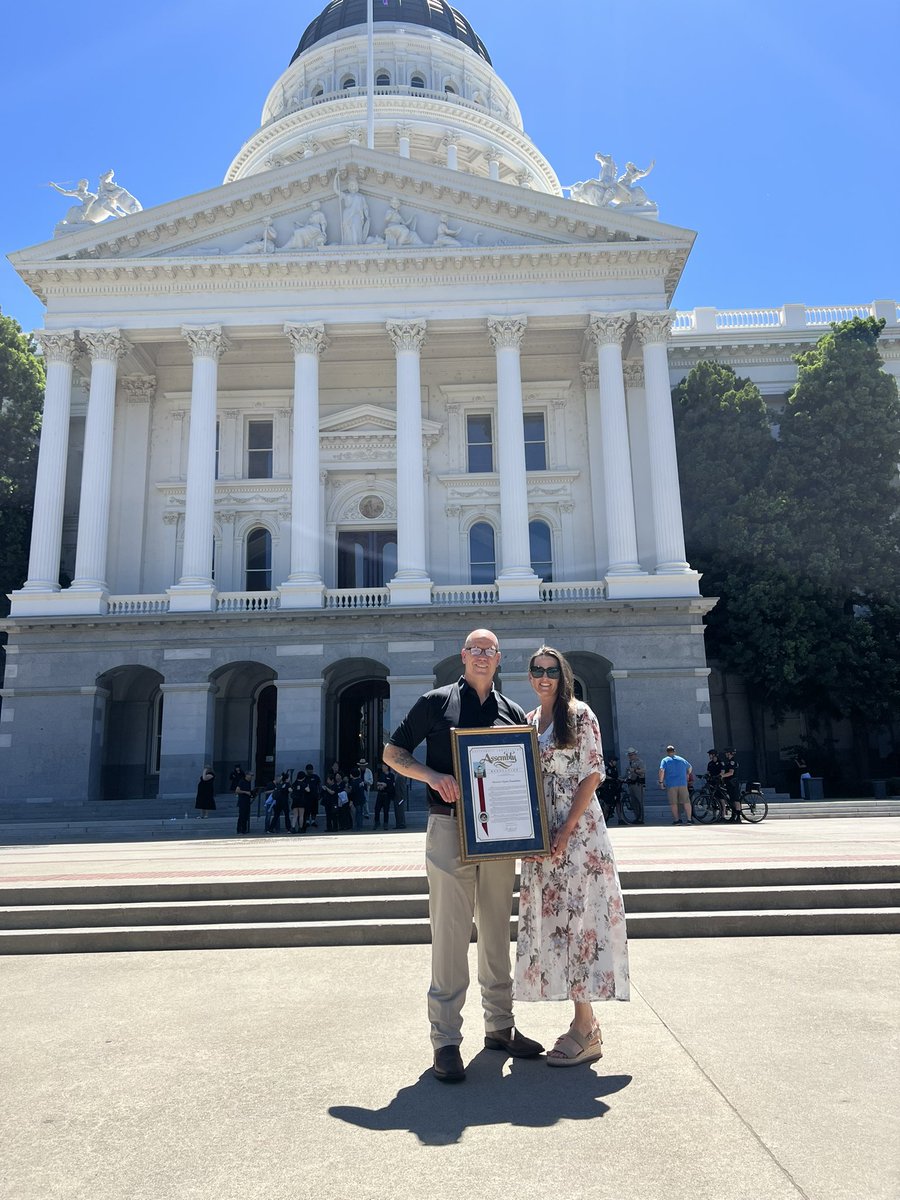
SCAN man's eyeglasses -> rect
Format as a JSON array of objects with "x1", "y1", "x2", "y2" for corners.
[
  {"x1": 463, "y1": 645, "x2": 498, "y2": 658},
  {"x1": 529, "y1": 665, "x2": 561, "y2": 679}
]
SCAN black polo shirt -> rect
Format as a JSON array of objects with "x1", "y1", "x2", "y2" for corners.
[{"x1": 388, "y1": 676, "x2": 527, "y2": 814}]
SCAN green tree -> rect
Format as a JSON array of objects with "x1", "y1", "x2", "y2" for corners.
[{"x1": 0, "y1": 312, "x2": 45, "y2": 616}]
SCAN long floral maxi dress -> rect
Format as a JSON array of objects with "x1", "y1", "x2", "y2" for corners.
[{"x1": 514, "y1": 701, "x2": 630, "y2": 1003}]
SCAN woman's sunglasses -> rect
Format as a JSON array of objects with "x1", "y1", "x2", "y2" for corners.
[{"x1": 529, "y1": 665, "x2": 561, "y2": 679}]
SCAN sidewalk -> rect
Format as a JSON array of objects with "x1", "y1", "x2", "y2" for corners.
[{"x1": 2, "y1": 933, "x2": 897, "y2": 1200}]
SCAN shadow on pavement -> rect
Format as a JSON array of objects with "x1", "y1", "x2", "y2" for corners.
[{"x1": 329, "y1": 1048, "x2": 632, "y2": 1145}]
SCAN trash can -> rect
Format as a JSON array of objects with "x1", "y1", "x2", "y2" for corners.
[
  {"x1": 801, "y1": 777, "x2": 824, "y2": 801},
  {"x1": 872, "y1": 780, "x2": 888, "y2": 799}
]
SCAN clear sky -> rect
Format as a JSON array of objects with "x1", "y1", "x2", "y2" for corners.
[{"x1": 2, "y1": 0, "x2": 897, "y2": 331}]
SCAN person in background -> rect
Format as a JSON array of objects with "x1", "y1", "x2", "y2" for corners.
[
  {"x1": 722, "y1": 748, "x2": 742, "y2": 822},
  {"x1": 598, "y1": 754, "x2": 620, "y2": 824},
  {"x1": 337, "y1": 777, "x2": 352, "y2": 830},
  {"x1": 300, "y1": 763, "x2": 321, "y2": 829},
  {"x1": 358, "y1": 758, "x2": 374, "y2": 818},
  {"x1": 320, "y1": 773, "x2": 338, "y2": 832},
  {"x1": 271, "y1": 770, "x2": 292, "y2": 834},
  {"x1": 658, "y1": 744, "x2": 695, "y2": 825},
  {"x1": 624, "y1": 748, "x2": 645, "y2": 824},
  {"x1": 234, "y1": 768, "x2": 254, "y2": 836},
  {"x1": 373, "y1": 763, "x2": 395, "y2": 830},
  {"x1": 349, "y1": 769, "x2": 367, "y2": 830},
  {"x1": 195, "y1": 766, "x2": 216, "y2": 819},
  {"x1": 392, "y1": 771, "x2": 408, "y2": 828}
]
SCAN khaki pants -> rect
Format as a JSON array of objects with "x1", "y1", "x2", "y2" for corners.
[{"x1": 425, "y1": 813, "x2": 516, "y2": 1050}]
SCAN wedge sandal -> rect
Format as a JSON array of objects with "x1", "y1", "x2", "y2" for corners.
[{"x1": 546, "y1": 1023, "x2": 603, "y2": 1068}]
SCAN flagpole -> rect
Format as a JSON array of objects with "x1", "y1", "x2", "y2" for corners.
[{"x1": 366, "y1": 0, "x2": 375, "y2": 150}]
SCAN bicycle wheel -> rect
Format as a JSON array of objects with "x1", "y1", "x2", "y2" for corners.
[
  {"x1": 618, "y1": 790, "x2": 640, "y2": 825},
  {"x1": 692, "y1": 789, "x2": 714, "y2": 822},
  {"x1": 741, "y1": 795, "x2": 768, "y2": 823}
]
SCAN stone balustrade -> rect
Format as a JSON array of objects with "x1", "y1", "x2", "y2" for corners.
[{"x1": 672, "y1": 300, "x2": 898, "y2": 335}]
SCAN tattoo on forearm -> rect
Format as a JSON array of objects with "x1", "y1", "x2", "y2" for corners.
[{"x1": 385, "y1": 746, "x2": 417, "y2": 772}]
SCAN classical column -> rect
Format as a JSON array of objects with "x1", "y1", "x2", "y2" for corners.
[
  {"x1": 442, "y1": 131, "x2": 458, "y2": 171},
  {"x1": 68, "y1": 329, "x2": 129, "y2": 609},
  {"x1": 587, "y1": 313, "x2": 643, "y2": 583},
  {"x1": 168, "y1": 326, "x2": 228, "y2": 611},
  {"x1": 386, "y1": 319, "x2": 433, "y2": 606},
  {"x1": 485, "y1": 147, "x2": 501, "y2": 182},
  {"x1": 635, "y1": 311, "x2": 692, "y2": 576},
  {"x1": 396, "y1": 123, "x2": 412, "y2": 159},
  {"x1": 113, "y1": 373, "x2": 156, "y2": 595},
  {"x1": 280, "y1": 322, "x2": 328, "y2": 608},
  {"x1": 580, "y1": 360, "x2": 605, "y2": 577},
  {"x1": 13, "y1": 330, "x2": 78, "y2": 612},
  {"x1": 488, "y1": 315, "x2": 540, "y2": 602}
]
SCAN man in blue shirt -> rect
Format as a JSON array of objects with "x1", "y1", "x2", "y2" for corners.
[{"x1": 658, "y1": 744, "x2": 695, "y2": 825}]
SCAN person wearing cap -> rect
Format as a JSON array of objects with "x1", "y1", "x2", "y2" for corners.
[
  {"x1": 384, "y1": 628, "x2": 544, "y2": 1083},
  {"x1": 357, "y1": 758, "x2": 374, "y2": 818},
  {"x1": 721, "y1": 748, "x2": 742, "y2": 822},
  {"x1": 658, "y1": 744, "x2": 695, "y2": 825},
  {"x1": 624, "y1": 748, "x2": 645, "y2": 824}
]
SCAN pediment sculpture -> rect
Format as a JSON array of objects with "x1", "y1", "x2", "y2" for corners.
[
  {"x1": 50, "y1": 169, "x2": 143, "y2": 234},
  {"x1": 567, "y1": 153, "x2": 657, "y2": 210}
]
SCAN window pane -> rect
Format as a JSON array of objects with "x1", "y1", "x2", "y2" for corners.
[
  {"x1": 524, "y1": 412, "x2": 547, "y2": 471},
  {"x1": 469, "y1": 522, "x2": 496, "y2": 585},
  {"x1": 529, "y1": 520, "x2": 553, "y2": 582},
  {"x1": 246, "y1": 528, "x2": 272, "y2": 591},
  {"x1": 248, "y1": 420, "x2": 272, "y2": 449},
  {"x1": 247, "y1": 420, "x2": 273, "y2": 479},
  {"x1": 467, "y1": 414, "x2": 493, "y2": 473}
]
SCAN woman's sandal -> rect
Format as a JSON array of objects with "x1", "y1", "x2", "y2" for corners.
[{"x1": 546, "y1": 1022, "x2": 603, "y2": 1068}]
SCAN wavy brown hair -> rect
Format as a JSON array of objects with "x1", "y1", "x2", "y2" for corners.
[{"x1": 529, "y1": 645, "x2": 576, "y2": 747}]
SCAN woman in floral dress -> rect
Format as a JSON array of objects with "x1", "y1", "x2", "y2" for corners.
[{"x1": 514, "y1": 646, "x2": 630, "y2": 1065}]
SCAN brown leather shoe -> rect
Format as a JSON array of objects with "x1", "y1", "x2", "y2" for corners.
[
  {"x1": 433, "y1": 1045, "x2": 465, "y2": 1082},
  {"x1": 484, "y1": 1027, "x2": 544, "y2": 1057}
]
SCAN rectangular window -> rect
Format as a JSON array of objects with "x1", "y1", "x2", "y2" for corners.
[
  {"x1": 247, "y1": 419, "x2": 274, "y2": 479},
  {"x1": 524, "y1": 412, "x2": 547, "y2": 471},
  {"x1": 467, "y1": 414, "x2": 493, "y2": 473}
]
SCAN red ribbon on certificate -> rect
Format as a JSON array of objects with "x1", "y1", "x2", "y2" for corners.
[{"x1": 476, "y1": 772, "x2": 488, "y2": 835}]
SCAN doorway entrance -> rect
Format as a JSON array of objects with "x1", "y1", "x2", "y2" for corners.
[
  {"x1": 254, "y1": 683, "x2": 278, "y2": 788},
  {"x1": 337, "y1": 679, "x2": 390, "y2": 771},
  {"x1": 337, "y1": 530, "x2": 397, "y2": 588}
]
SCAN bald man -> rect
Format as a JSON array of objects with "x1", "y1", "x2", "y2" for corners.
[{"x1": 385, "y1": 629, "x2": 544, "y2": 1082}]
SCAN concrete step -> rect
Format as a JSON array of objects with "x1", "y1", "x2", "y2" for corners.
[{"x1": 1, "y1": 862, "x2": 897, "y2": 953}]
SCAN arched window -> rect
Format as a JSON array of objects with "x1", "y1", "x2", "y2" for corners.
[
  {"x1": 246, "y1": 528, "x2": 272, "y2": 592},
  {"x1": 311, "y1": 85, "x2": 324, "y2": 99},
  {"x1": 529, "y1": 520, "x2": 553, "y2": 582},
  {"x1": 342, "y1": 75, "x2": 357, "y2": 89},
  {"x1": 410, "y1": 73, "x2": 426, "y2": 89},
  {"x1": 376, "y1": 71, "x2": 391, "y2": 87},
  {"x1": 444, "y1": 81, "x2": 457, "y2": 94},
  {"x1": 469, "y1": 522, "x2": 496, "y2": 585}
]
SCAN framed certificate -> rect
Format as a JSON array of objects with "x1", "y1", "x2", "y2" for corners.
[{"x1": 450, "y1": 725, "x2": 550, "y2": 863}]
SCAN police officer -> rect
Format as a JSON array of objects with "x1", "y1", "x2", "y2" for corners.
[{"x1": 721, "y1": 748, "x2": 742, "y2": 822}]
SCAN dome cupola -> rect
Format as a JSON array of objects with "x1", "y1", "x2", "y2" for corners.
[{"x1": 225, "y1": 1, "x2": 559, "y2": 195}]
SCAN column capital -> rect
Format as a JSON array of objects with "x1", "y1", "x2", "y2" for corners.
[
  {"x1": 284, "y1": 321, "x2": 328, "y2": 356},
  {"x1": 587, "y1": 313, "x2": 630, "y2": 347},
  {"x1": 121, "y1": 374, "x2": 157, "y2": 403},
  {"x1": 395, "y1": 122, "x2": 413, "y2": 141},
  {"x1": 386, "y1": 318, "x2": 427, "y2": 353},
  {"x1": 34, "y1": 329, "x2": 78, "y2": 365},
  {"x1": 579, "y1": 361, "x2": 599, "y2": 389},
  {"x1": 487, "y1": 315, "x2": 527, "y2": 351},
  {"x1": 622, "y1": 360, "x2": 645, "y2": 389},
  {"x1": 635, "y1": 310, "x2": 675, "y2": 346},
  {"x1": 181, "y1": 325, "x2": 230, "y2": 359},
  {"x1": 484, "y1": 146, "x2": 502, "y2": 165},
  {"x1": 81, "y1": 328, "x2": 129, "y2": 363}
]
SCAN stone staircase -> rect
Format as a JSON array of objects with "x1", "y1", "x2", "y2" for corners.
[{"x1": 1, "y1": 862, "x2": 897, "y2": 954}]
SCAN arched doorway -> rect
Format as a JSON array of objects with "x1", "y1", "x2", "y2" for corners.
[
  {"x1": 254, "y1": 683, "x2": 278, "y2": 788},
  {"x1": 211, "y1": 661, "x2": 277, "y2": 786},
  {"x1": 96, "y1": 665, "x2": 164, "y2": 799},
  {"x1": 337, "y1": 679, "x2": 390, "y2": 771}
]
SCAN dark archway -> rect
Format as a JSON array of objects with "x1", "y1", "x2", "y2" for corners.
[
  {"x1": 96, "y1": 665, "x2": 164, "y2": 800},
  {"x1": 211, "y1": 661, "x2": 277, "y2": 786},
  {"x1": 337, "y1": 679, "x2": 390, "y2": 773}
]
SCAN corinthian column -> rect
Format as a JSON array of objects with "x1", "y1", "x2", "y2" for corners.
[
  {"x1": 12, "y1": 331, "x2": 78, "y2": 614},
  {"x1": 488, "y1": 316, "x2": 540, "y2": 602},
  {"x1": 587, "y1": 313, "x2": 643, "y2": 585},
  {"x1": 168, "y1": 326, "x2": 229, "y2": 612},
  {"x1": 280, "y1": 322, "x2": 327, "y2": 609},
  {"x1": 386, "y1": 319, "x2": 432, "y2": 606},
  {"x1": 68, "y1": 329, "x2": 129, "y2": 610},
  {"x1": 635, "y1": 312, "x2": 693, "y2": 577}
]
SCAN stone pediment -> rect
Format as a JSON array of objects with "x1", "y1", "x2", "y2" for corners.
[
  {"x1": 14, "y1": 146, "x2": 694, "y2": 269},
  {"x1": 320, "y1": 404, "x2": 442, "y2": 442}
]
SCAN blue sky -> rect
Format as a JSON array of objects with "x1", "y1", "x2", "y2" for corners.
[{"x1": 2, "y1": 0, "x2": 897, "y2": 331}]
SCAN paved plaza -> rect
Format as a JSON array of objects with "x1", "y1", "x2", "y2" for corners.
[{"x1": 1, "y1": 820, "x2": 898, "y2": 1200}]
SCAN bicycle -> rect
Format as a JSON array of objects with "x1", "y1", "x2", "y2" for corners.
[
  {"x1": 737, "y1": 781, "x2": 768, "y2": 823},
  {"x1": 597, "y1": 778, "x2": 642, "y2": 826},
  {"x1": 691, "y1": 773, "x2": 729, "y2": 823}
]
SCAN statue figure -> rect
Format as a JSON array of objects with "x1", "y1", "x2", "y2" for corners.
[
  {"x1": 433, "y1": 213, "x2": 463, "y2": 247},
  {"x1": 567, "y1": 153, "x2": 656, "y2": 209},
  {"x1": 48, "y1": 179, "x2": 108, "y2": 225},
  {"x1": 96, "y1": 169, "x2": 142, "y2": 216},
  {"x1": 336, "y1": 176, "x2": 369, "y2": 245},
  {"x1": 49, "y1": 171, "x2": 142, "y2": 227},
  {"x1": 232, "y1": 217, "x2": 277, "y2": 254},
  {"x1": 382, "y1": 196, "x2": 423, "y2": 247},
  {"x1": 280, "y1": 202, "x2": 328, "y2": 250}
]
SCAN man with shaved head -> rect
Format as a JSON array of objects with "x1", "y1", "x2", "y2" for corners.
[{"x1": 385, "y1": 629, "x2": 544, "y2": 1082}]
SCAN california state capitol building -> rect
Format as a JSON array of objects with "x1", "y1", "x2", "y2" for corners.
[{"x1": 3, "y1": 0, "x2": 898, "y2": 803}]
